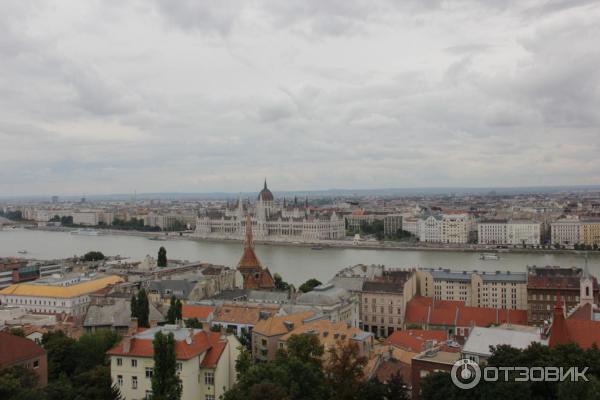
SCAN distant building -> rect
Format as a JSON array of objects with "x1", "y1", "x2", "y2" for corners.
[
  {"x1": 84, "y1": 298, "x2": 165, "y2": 334},
  {"x1": 0, "y1": 274, "x2": 123, "y2": 317},
  {"x1": 252, "y1": 310, "x2": 324, "y2": 361},
  {"x1": 195, "y1": 181, "x2": 344, "y2": 241},
  {"x1": 345, "y1": 209, "x2": 379, "y2": 231},
  {"x1": 551, "y1": 218, "x2": 581, "y2": 247},
  {"x1": 211, "y1": 303, "x2": 280, "y2": 336},
  {"x1": 527, "y1": 266, "x2": 598, "y2": 325},
  {"x1": 478, "y1": 219, "x2": 541, "y2": 245},
  {"x1": 383, "y1": 214, "x2": 402, "y2": 237},
  {"x1": 581, "y1": 219, "x2": 600, "y2": 247},
  {"x1": 107, "y1": 325, "x2": 240, "y2": 400},
  {"x1": 419, "y1": 215, "x2": 442, "y2": 243},
  {"x1": 417, "y1": 268, "x2": 528, "y2": 310},
  {"x1": 0, "y1": 331, "x2": 48, "y2": 387},
  {"x1": 360, "y1": 269, "x2": 417, "y2": 338}
]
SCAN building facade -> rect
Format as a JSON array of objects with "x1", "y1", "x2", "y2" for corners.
[
  {"x1": 195, "y1": 181, "x2": 345, "y2": 242},
  {"x1": 478, "y1": 220, "x2": 541, "y2": 245},
  {"x1": 107, "y1": 326, "x2": 240, "y2": 400},
  {"x1": 360, "y1": 270, "x2": 417, "y2": 337},
  {"x1": 417, "y1": 269, "x2": 528, "y2": 310},
  {"x1": 0, "y1": 275, "x2": 123, "y2": 317},
  {"x1": 551, "y1": 218, "x2": 582, "y2": 247},
  {"x1": 581, "y1": 219, "x2": 600, "y2": 247},
  {"x1": 526, "y1": 266, "x2": 598, "y2": 325}
]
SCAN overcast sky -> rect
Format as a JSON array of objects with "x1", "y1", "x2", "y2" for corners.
[{"x1": 1, "y1": 0, "x2": 599, "y2": 196}]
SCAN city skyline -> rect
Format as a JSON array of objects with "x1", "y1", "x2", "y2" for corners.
[{"x1": 1, "y1": 1, "x2": 599, "y2": 196}]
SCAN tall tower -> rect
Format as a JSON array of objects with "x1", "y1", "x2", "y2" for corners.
[
  {"x1": 580, "y1": 256, "x2": 594, "y2": 306},
  {"x1": 237, "y1": 214, "x2": 275, "y2": 290}
]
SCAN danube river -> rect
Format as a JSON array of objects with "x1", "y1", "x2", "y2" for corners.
[{"x1": 1, "y1": 229, "x2": 599, "y2": 285}]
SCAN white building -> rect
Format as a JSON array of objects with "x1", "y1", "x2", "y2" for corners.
[
  {"x1": 293, "y1": 284, "x2": 359, "y2": 328},
  {"x1": 419, "y1": 215, "x2": 443, "y2": 243},
  {"x1": 441, "y1": 213, "x2": 472, "y2": 244},
  {"x1": 478, "y1": 220, "x2": 541, "y2": 246},
  {"x1": 417, "y1": 268, "x2": 528, "y2": 310},
  {"x1": 108, "y1": 325, "x2": 240, "y2": 400},
  {"x1": 551, "y1": 218, "x2": 581, "y2": 247},
  {"x1": 0, "y1": 275, "x2": 123, "y2": 317},
  {"x1": 195, "y1": 182, "x2": 345, "y2": 242}
]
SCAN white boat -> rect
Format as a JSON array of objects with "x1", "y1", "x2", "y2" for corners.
[
  {"x1": 70, "y1": 228, "x2": 101, "y2": 236},
  {"x1": 17, "y1": 249, "x2": 28, "y2": 254},
  {"x1": 479, "y1": 252, "x2": 499, "y2": 260}
]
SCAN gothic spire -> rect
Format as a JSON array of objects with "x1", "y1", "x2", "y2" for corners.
[{"x1": 244, "y1": 214, "x2": 254, "y2": 249}]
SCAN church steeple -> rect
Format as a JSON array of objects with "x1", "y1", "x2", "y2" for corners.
[
  {"x1": 244, "y1": 214, "x2": 254, "y2": 250},
  {"x1": 264, "y1": 178, "x2": 268, "y2": 190}
]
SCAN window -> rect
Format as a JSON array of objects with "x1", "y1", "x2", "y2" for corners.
[
  {"x1": 117, "y1": 375, "x2": 123, "y2": 386},
  {"x1": 145, "y1": 391, "x2": 153, "y2": 399},
  {"x1": 132, "y1": 376, "x2": 138, "y2": 389},
  {"x1": 116, "y1": 358, "x2": 122, "y2": 366},
  {"x1": 204, "y1": 371, "x2": 215, "y2": 385},
  {"x1": 131, "y1": 359, "x2": 137, "y2": 368},
  {"x1": 176, "y1": 362, "x2": 182, "y2": 372},
  {"x1": 33, "y1": 360, "x2": 39, "y2": 369},
  {"x1": 145, "y1": 368, "x2": 153, "y2": 378},
  {"x1": 206, "y1": 395, "x2": 215, "y2": 400}
]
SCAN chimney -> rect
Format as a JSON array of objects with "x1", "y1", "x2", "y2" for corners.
[
  {"x1": 128, "y1": 318, "x2": 138, "y2": 336},
  {"x1": 122, "y1": 337, "x2": 132, "y2": 353}
]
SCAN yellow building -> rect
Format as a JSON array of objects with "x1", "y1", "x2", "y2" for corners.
[
  {"x1": 581, "y1": 220, "x2": 600, "y2": 247},
  {"x1": 0, "y1": 275, "x2": 123, "y2": 316},
  {"x1": 107, "y1": 325, "x2": 240, "y2": 400}
]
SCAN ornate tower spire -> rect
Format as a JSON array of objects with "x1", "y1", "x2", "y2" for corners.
[
  {"x1": 245, "y1": 214, "x2": 254, "y2": 249},
  {"x1": 264, "y1": 178, "x2": 267, "y2": 190}
]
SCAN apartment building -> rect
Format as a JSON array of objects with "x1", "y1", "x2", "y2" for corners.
[
  {"x1": 383, "y1": 214, "x2": 403, "y2": 237},
  {"x1": 551, "y1": 218, "x2": 582, "y2": 247},
  {"x1": 107, "y1": 325, "x2": 240, "y2": 400},
  {"x1": 527, "y1": 266, "x2": 598, "y2": 325},
  {"x1": 581, "y1": 219, "x2": 600, "y2": 247},
  {"x1": 417, "y1": 268, "x2": 528, "y2": 310},
  {"x1": 252, "y1": 310, "x2": 324, "y2": 361},
  {"x1": 0, "y1": 331, "x2": 48, "y2": 387},
  {"x1": 478, "y1": 220, "x2": 541, "y2": 245},
  {"x1": 360, "y1": 269, "x2": 417, "y2": 338},
  {"x1": 419, "y1": 215, "x2": 442, "y2": 243},
  {"x1": 440, "y1": 213, "x2": 472, "y2": 244}
]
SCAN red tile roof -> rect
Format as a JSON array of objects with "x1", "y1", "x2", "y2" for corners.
[
  {"x1": 386, "y1": 329, "x2": 448, "y2": 352},
  {"x1": 550, "y1": 297, "x2": 600, "y2": 349},
  {"x1": 182, "y1": 305, "x2": 214, "y2": 321},
  {"x1": 200, "y1": 340, "x2": 226, "y2": 368},
  {"x1": 107, "y1": 329, "x2": 225, "y2": 361},
  {"x1": 0, "y1": 331, "x2": 45, "y2": 367},
  {"x1": 405, "y1": 296, "x2": 528, "y2": 328}
]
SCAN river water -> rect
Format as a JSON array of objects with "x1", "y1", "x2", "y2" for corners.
[{"x1": 1, "y1": 229, "x2": 599, "y2": 285}]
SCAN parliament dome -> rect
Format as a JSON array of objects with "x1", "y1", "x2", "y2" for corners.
[{"x1": 258, "y1": 179, "x2": 274, "y2": 202}]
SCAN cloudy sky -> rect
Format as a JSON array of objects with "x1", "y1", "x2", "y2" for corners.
[{"x1": 1, "y1": 0, "x2": 599, "y2": 196}]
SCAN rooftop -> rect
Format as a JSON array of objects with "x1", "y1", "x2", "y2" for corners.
[
  {"x1": 0, "y1": 275, "x2": 123, "y2": 298},
  {"x1": 463, "y1": 326, "x2": 545, "y2": 357},
  {"x1": 0, "y1": 331, "x2": 46, "y2": 367}
]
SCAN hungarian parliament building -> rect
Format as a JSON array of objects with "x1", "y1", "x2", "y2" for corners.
[{"x1": 194, "y1": 181, "x2": 345, "y2": 242}]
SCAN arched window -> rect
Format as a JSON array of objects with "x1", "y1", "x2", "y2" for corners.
[{"x1": 586, "y1": 286, "x2": 590, "y2": 297}]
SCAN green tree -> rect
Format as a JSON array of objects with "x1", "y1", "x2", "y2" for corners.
[
  {"x1": 324, "y1": 340, "x2": 368, "y2": 400},
  {"x1": 184, "y1": 318, "x2": 202, "y2": 329},
  {"x1": 386, "y1": 370, "x2": 410, "y2": 400},
  {"x1": 131, "y1": 293, "x2": 138, "y2": 320},
  {"x1": 9, "y1": 327, "x2": 25, "y2": 337},
  {"x1": 152, "y1": 331, "x2": 182, "y2": 400},
  {"x1": 83, "y1": 251, "x2": 105, "y2": 261},
  {"x1": 298, "y1": 278, "x2": 322, "y2": 293},
  {"x1": 358, "y1": 378, "x2": 388, "y2": 400},
  {"x1": 157, "y1": 246, "x2": 167, "y2": 267},
  {"x1": 137, "y1": 288, "x2": 150, "y2": 328},
  {"x1": 273, "y1": 273, "x2": 290, "y2": 291},
  {"x1": 0, "y1": 365, "x2": 43, "y2": 400},
  {"x1": 42, "y1": 330, "x2": 78, "y2": 379},
  {"x1": 166, "y1": 296, "x2": 182, "y2": 324}
]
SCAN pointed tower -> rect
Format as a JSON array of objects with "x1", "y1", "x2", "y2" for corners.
[
  {"x1": 549, "y1": 293, "x2": 571, "y2": 347},
  {"x1": 237, "y1": 214, "x2": 275, "y2": 290},
  {"x1": 580, "y1": 258, "x2": 594, "y2": 307}
]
